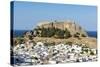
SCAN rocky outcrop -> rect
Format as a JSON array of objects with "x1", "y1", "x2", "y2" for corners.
[{"x1": 36, "y1": 20, "x2": 88, "y2": 37}]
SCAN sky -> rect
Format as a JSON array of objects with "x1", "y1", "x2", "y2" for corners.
[{"x1": 12, "y1": 1, "x2": 97, "y2": 31}]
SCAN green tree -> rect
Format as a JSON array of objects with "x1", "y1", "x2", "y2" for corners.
[
  {"x1": 90, "y1": 50, "x2": 95, "y2": 55},
  {"x1": 41, "y1": 27, "x2": 56, "y2": 37},
  {"x1": 81, "y1": 34, "x2": 87, "y2": 37},
  {"x1": 64, "y1": 29, "x2": 71, "y2": 39},
  {"x1": 74, "y1": 32, "x2": 80, "y2": 38},
  {"x1": 16, "y1": 37, "x2": 24, "y2": 44},
  {"x1": 41, "y1": 28, "x2": 48, "y2": 37},
  {"x1": 48, "y1": 27, "x2": 55, "y2": 37},
  {"x1": 55, "y1": 28, "x2": 65, "y2": 38},
  {"x1": 28, "y1": 35, "x2": 33, "y2": 40}
]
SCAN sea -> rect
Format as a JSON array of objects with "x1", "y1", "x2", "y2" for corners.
[{"x1": 12, "y1": 30, "x2": 97, "y2": 38}]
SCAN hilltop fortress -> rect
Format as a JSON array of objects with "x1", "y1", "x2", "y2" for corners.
[{"x1": 35, "y1": 20, "x2": 88, "y2": 37}]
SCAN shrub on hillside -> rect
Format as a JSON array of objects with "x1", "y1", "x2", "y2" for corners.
[
  {"x1": 64, "y1": 29, "x2": 71, "y2": 38},
  {"x1": 81, "y1": 34, "x2": 87, "y2": 37},
  {"x1": 65, "y1": 42, "x2": 72, "y2": 45},
  {"x1": 33, "y1": 27, "x2": 71, "y2": 39},
  {"x1": 55, "y1": 28, "x2": 65, "y2": 38}
]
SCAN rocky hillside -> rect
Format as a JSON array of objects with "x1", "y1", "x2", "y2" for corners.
[
  {"x1": 34, "y1": 20, "x2": 88, "y2": 37},
  {"x1": 13, "y1": 20, "x2": 97, "y2": 48},
  {"x1": 32, "y1": 37, "x2": 97, "y2": 48}
]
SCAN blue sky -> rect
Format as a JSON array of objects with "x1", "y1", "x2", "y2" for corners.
[{"x1": 13, "y1": 1, "x2": 97, "y2": 31}]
